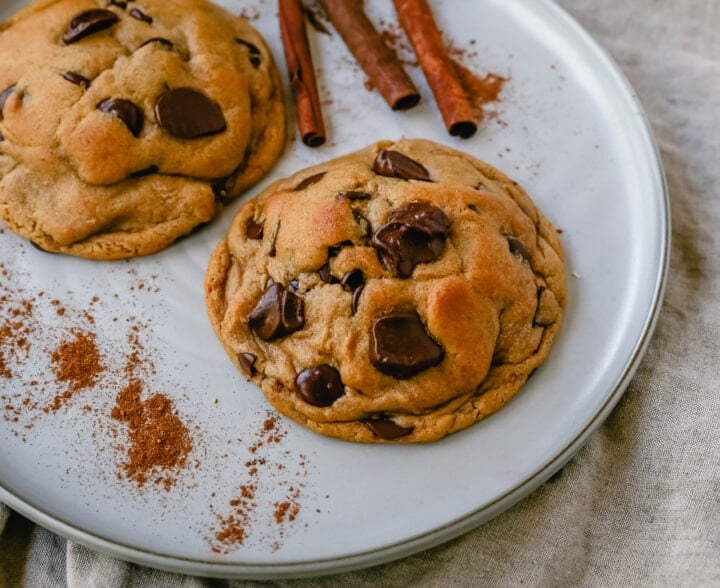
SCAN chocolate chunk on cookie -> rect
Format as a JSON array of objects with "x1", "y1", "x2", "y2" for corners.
[
  {"x1": 0, "y1": 0, "x2": 285, "y2": 259},
  {"x1": 205, "y1": 139, "x2": 567, "y2": 443}
]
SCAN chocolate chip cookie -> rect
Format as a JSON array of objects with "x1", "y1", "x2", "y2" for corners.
[
  {"x1": 205, "y1": 139, "x2": 566, "y2": 443},
  {"x1": 0, "y1": 0, "x2": 285, "y2": 258}
]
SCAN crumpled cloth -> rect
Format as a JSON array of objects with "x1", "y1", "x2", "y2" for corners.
[{"x1": 2, "y1": 0, "x2": 719, "y2": 586}]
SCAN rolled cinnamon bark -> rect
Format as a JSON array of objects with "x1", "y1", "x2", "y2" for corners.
[
  {"x1": 279, "y1": 0, "x2": 326, "y2": 146},
  {"x1": 392, "y1": 0, "x2": 477, "y2": 138},
  {"x1": 322, "y1": 0, "x2": 420, "y2": 111}
]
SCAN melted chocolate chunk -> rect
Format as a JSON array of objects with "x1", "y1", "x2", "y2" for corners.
[
  {"x1": 293, "y1": 171, "x2": 326, "y2": 191},
  {"x1": 235, "y1": 38, "x2": 262, "y2": 68},
  {"x1": 351, "y1": 285, "x2": 364, "y2": 315},
  {"x1": 295, "y1": 365, "x2": 344, "y2": 407},
  {"x1": 317, "y1": 263, "x2": 337, "y2": 284},
  {"x1": 63, "y1": 9, "x2": 119, "y2": 45},
  {"x1": 365, "y1": 418, "x2": 414, "y2": 440},
  {"x1": 139, "y1": 37, "x2": 173, "y2": 50},
  {"x1": 370, "y1": 311, "x2": 444, "y2": 379},
  {"x1": 373, "y1": 149, "x2": 431, "y2": 182},
  {"x1": 337, "y1": 191, "x2": 371, "y2": 201},
  {"x1": 0, "y1": 85, "x2": 16, "y2": 120},
  {"x1": 129, "y1": 8, "x2": 153, "y2": 23},
  {"x1": 246, "y1": 218, "x2": 264, "y2": 239},
  {"x1": 371, "y1": 201, "x2": 451, "y2": 278},
  {"x1": 507, "y1": 236, "x2": 530, "y2": 262},
  {"x1": 237, "y1": 352, "x2": 257, "y2": 378},
  {"x1": 97, "y1": 98, "x2": 144, "y2": 137},
  {"x1": 247, "y1": 282, "x2": 304, "y2": 341},
  {"x1": 62, "y1": 72, "x2": 90, "y2": 89},
  {"x1": 155, "y1": 87, "x2": 226, "y2": 139},
  {"x1": 340, "y1": 269, "x2": 364, "y2": 291}
]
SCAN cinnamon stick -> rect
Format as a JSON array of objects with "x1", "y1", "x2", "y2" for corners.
[
  {"x1": 279, "y1": 0, "x2": 326, "y2": 147},
  {"x1": 321, "y1": 0, "x2": 420, "y2": 111},
  {"x1": 392, "y1": 0, "x2": 477, "y2": 138}
]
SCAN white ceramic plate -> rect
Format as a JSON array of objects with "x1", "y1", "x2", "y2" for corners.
[{"x1": 0, "y1": 0, "x2": 668, "y2": 579}]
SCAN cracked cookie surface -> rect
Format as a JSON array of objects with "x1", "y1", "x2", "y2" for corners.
[
  {"x1": 205, "y1": 139, "x2": 566, "y2": 443},
  {"x1": 0, "y1": 0, "x2": 285, "y2": 259}
]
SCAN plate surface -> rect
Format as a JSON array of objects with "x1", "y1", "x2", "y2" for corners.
[{"x1": 0, "y1": 0, "x2": 668, "y2": 579}]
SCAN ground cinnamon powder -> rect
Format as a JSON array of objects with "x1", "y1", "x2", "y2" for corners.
[
  {"x1": 453, "y1": 60, "x2": 507, "y2": 115},
  {"x1": 48, "y1": 329, "x2": 104, "y2": 411},
  {"x1": 111, "y1": 379, "x2": 193, "y2": 491},
  {"x1": 207, "y1": 413, "x2": 309, "y2": 554}
]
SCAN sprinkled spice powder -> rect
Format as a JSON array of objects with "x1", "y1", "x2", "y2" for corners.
[
  {"x1": 47, "y1": 329, "x2": 104, "y2": 411},
  {"x1": 206, "y1": 413, "x2": 312, "y2": 554},
  {"x1": 111, "y1": 379, "x2": 193, "y2": 491},
  {"x1": 452, "y1": 60, "x2": 507, "y2": 116},
  {"x1": 1, "y1": 242, "x2": 319, "y2": 552},
  {"x1": 0, "y1": 252, "x2": 195, "y2": 490}
]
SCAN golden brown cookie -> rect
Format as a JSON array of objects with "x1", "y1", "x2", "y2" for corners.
[
  {"x1": 206, "y1": 139, "x2": 566, "y2": 443},
  {"x1": 0, "y1": 0, "x2": 285, "y2": 259}
]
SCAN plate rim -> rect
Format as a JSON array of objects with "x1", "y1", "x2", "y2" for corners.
[{"x1": 0, "y1": 0, "x2": 670, "y2": 579}]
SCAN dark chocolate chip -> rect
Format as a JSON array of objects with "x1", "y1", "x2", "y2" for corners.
[
  {"x1": 237, "y1": 352, "x2": 257, "y2": 378},
  {"x1": 129, "y1": 8, "x2": 153, "y2": 23},
  {"x1": 317, "y1": 263, "x2": 337, "y2": 284},
  {"x1": 97, "y1": 98, "x2": 144, "y2": 137},
  {"x1": 63, "y1": 9, "x2": 119, "y2": 45},
  {"x1": 351, "y1": 284, "x2": 364, "y2": 315},
  {"x1": 246, "y1": 218, "x2": 264, "y2": 240},
  {"x1": 373, "y1": 149, "x2": 431, "y2": 182},
  {"x1": 370, "y1": 311, "x2": 444, "y2": 379},
  {"x1": 294, "y1": 171, "x2": 326, "y2": 191},
  {"x1": 107, "y1": 0, "x2": 127, "y2": 8},
  {"x1": 371, "y1": 201, "x2": 451, "y2": 278},
  {"x1": 340, "y1": 269, "x2": 364, "y2": 291},
  {"x1": 235, "y1": 38, "x2": 262, "y2": 68},
  {"x1": 130, "y1": 165, "x2": 158, "y2": 178},
  {"x1": 247, "y1": 282, "x2": 304, "y2": 341},
  {"x1": 0, "y1": 85, "x2": 16, "y2": 121},
  {"x1": 507, "y1": 236, "x2": 530, "y2": 262},
  {"x1": 155, "y1": 87, "x2": 226, "y2": 139},
  {"x1": 365, "y1": 418, "x2": 414, "y2": 440},
  {"x1": 0, "y1": 132, "x2": 4, "y2": 142},
  {"x1": 337, "y1": 191, "x2": 371, "y2": 201},
  {"x1": 289, "y1": 279, "x2": 300, "y2": 291},
  {"x1": 295, "y1": 365, "x2": 344, "y2": 407},
  {"x1": 62, "y1": 72, "x2": 90, "y2": 89},
  {"x1": 138, "y1": 37, "x2": 173, "y2": 50}
]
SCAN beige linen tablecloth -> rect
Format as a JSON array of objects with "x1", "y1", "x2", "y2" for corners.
[{"x1": 1, "y1": 1, "x2": 718, "y2": 586}]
